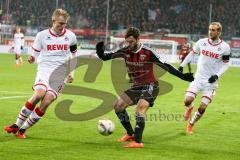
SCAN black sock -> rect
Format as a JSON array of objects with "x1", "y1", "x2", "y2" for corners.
[
  {"x1": 19, "y1": 128, "x2": 26, "y2": 134},
  {"x1": 134, "y1": 115, "x2": 145, "y2": 143},
  {"x1": 116, "y1": 110, "x2": 134, "y2": 136}
]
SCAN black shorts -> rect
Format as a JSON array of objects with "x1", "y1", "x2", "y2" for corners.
[{"x1": 124, "y1": 82, "x2": 159, "y2": 107}]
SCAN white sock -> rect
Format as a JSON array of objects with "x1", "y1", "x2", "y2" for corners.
[
  {"x1": 21, "y1": 108, "x2": 44, "y2": 130},
  {"x1": 189, "y1": 111, "x2": 202, "y2": 125},
  {"x1": 15, "y1": 101, "x2": 35, "y2": 127}
]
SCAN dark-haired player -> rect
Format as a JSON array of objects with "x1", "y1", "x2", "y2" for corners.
[{"x1": 96, "y1": 27, "x2": 194, "y2": 148}]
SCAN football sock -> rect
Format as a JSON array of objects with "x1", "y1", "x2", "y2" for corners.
[
  {"x1": 134, "y1": 115, "x2": 145, "y2": 143},
  {"x1": 186, "y1": 103, "x2": 194, "y2": 109},
  {"x1": 21, "y1": 107, "x2": 44, "y2": 130},
  {"x1": 18, "y1": 128, "x2": 26, "y2": 135},
  {"x1": 116, "y1": 110, "x2": 134, "y2": 136},
  {"x1": 15, "y1": 101, "x2": 36, "y2": 127},
  {"x1": 10, "y1": 124, "x2": 19, "y2": 129},
  {"x1": 189, "y1": 108, "x2": 206, "y2": 125}
]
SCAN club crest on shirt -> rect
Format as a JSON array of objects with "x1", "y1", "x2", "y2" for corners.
[
  {"x1": 217, "y1": 47, "x2": 222, "y2": 51},
  {"x1": 46, "y1": 36, "x2": 51, "y2": 40},
  {"x1": 140, "y1": 54, "x2": 146, "y2": 61},
  {"x1": 65, "y1": 36, "x2": 69, "y2": 41}
]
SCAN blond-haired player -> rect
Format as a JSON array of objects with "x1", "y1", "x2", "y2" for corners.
[
  {"x1": 12, "y1": 26, "x2": 24, "y2": 66},
  {"x1": 178, "y1": 22, "x2": 230, "y2": 134},
  {"x1": 4, "y1": 8, "x2": 77, "y2": 138}
]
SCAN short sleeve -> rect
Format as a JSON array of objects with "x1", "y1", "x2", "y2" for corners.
[
  {"x1": 32, "y1": 32, "x2": 42, "y2": 51},
  {"x1": 192, "y1": 40, "x2": 201, "y2": 54},
  {"x1": 70, "y1": 33, "x2": 77, "y2": 46}
]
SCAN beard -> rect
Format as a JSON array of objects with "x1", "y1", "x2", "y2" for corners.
[
  {"x1": 129, "y1": 44, "x2": 138, "y2": 51},
  {"x1": 209, "y1": 33, "x2": 219, "y2": 40}
]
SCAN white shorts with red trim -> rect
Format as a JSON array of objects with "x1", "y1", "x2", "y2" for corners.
[
  {"x1": 185, "y1": 79, "x2": 217, "y2": 105},
  {"x1": 14, "y1": 45, "x2": 22, "y2": 55},
  {"x1": 33, "y1": 65, "x2": 67, "y2": 98}
]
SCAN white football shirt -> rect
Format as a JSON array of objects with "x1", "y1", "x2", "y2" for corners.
[
  {"x1": 32, "y1": 28, "x2": 77, "y2": 69},
  {"x1": 13, "y1": 33, "x2": 24, "y2": 47},
  {"x1": 193, "y1": 38, "x2": 230, "y2": 81}
]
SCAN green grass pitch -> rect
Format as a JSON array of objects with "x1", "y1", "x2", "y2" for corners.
[{"x1": 0, "y1": 54, "x2": 239, "y2": 160}]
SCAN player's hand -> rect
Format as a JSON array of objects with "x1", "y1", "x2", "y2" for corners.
[
  {"x1": 66, "y1": 74, "x2": 74, "y2": 83},
  {"x1": 182, "y1": 73, "x2": 194, "y2": 82},
  {"x1": 208, "y1": 75, "x2": 218, "y2": 83},
  {"x1": 28, "y1": 55, "x2": 35, "y2": 64},
  {"x1": 96, "y1": 41, "x2": 105, "y2": 55},
  {"x1": 178, "y1": 66, "x2": 183, "y2": 73}
]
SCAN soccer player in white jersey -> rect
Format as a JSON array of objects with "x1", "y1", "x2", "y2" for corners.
[
  {"x1": 12, "y1": 26, "x2": 24, "y2": 66},
  {"x1": 4, "y1": 8, "x2": 77, "y2": 138},
  {"x1": 178, "y1": 22, "x2": 231, "y2": 134}
]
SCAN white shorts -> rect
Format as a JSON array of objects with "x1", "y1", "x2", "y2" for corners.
[
  {"x1": 14, "y1": 45, "x2": 22, "y2": 55},
  {"x1": 33, "y1": 64, "x2": 67, "y2": 98},
  {"x1": 185, "y1": 79, "x2": 217, "y2": 104}
]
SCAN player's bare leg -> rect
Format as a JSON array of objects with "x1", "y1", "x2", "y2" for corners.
[
  {"x1": 16, "y1": 54, "x2": 23, "y2": 66},
  {"x1": 115, "y1": 94, "x2": 135, "y2": 142},
  {"x1": 15, "y1": 54, "x2": 21, "y2": 66},
  {"x1": 4, "y1": 89, "x2": 46, "y2": 134},
  {"x1": 19, "y1": 57, "x2": 23, "y2": 65},
  {"x1": 124, "y1": 99, "x2": 148, "y2": 148},
  {"x1": 17, "y1": 92, "x2": 56, "y2": 138},
  {"x1": 184, "y1": 96, "x2": 195, "y2": 121}
]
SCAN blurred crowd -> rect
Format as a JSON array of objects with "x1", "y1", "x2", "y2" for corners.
[{"x1": 1, "y1": 0, "x2": 240, "y2": 36}]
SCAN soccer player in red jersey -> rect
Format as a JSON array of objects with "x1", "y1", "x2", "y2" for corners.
[
  {"x1": 179, "y1": 42, "x2": 192, "y2": 73},
  {"x1": 96, "y1": 27, "x2": 194, "y2": 148}
]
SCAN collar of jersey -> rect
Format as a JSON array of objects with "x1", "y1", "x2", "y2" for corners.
[
  {"x1": 133, "y1": 43, "x2": 143, "y2": 53},
  {"x1": 49, "y1": 28, "x2": 66, "y2": 37},
  {"x1": 208, "y1": 38, "x2": 222, "y2": 46}
]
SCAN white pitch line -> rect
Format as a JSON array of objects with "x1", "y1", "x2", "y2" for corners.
[
  {"x1": 0, "y1": 95, "x2": 28, "y2": 100},
  {"x1": 0, "y1": 91, "x2": 32, "y2": 95}
]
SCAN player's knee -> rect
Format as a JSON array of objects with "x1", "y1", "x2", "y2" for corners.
[
  {"x1": 39, "y1": 93, "x2": 56, "y2": 112},
  {"x1": 45, "y1": 92, "x2": 56, "y2": 102},
  {"x1": 33, "y1": 89, "x2": 46, "y2": 99},
  {"x1": 113, "y1": 99, "x2": 125, "y2": 113},
  {"x1": 136, "y1": 100, "x2": 149, "y2": 115},
  {"x1": 33, "y1": 93, "x2": 45, "y2": 102},
  {"x1": 184, "y1": 97, "x2": 194, "y2": 106},
  {"x1": 184, "y1": 100, "x2": 192, "y2": 106}
]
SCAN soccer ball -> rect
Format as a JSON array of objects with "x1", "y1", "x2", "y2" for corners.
[{"x1": 97, "y1": 119, "x2": 115, "y2": 136}]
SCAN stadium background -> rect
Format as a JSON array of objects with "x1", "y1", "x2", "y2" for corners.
[
  {"x1": 0, "y1": 0, "x2": 240, "y2": 160},
  {"x1": 0, "y1": 0, "x2": 240, "y2": 64}
]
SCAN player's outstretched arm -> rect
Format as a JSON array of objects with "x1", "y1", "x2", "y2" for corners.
[
  {"x1": 151, "y1": 51, "x2": 194, "y2": 82},
  {"x1": 96, "y1": 41, "x2": 113, "y2": 61},
  {"x1": 161, "y1": 63, "x2": 194, "y2": 82}
]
